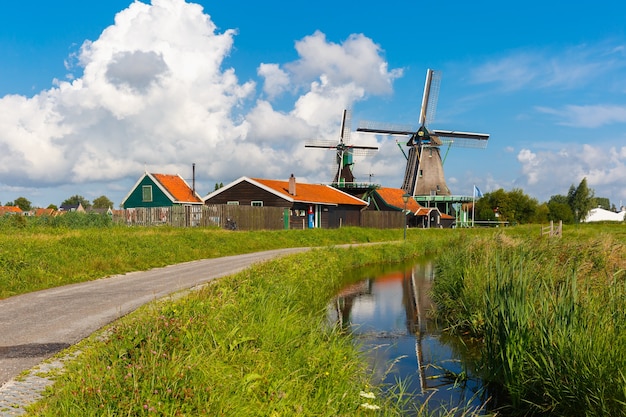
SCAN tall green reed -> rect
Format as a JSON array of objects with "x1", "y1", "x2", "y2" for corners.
[{"x1": 433, "y1": 232, "x2": 626, "y2": 416}]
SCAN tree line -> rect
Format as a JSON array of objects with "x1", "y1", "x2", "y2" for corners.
[
  {"x1": 1, "y1": 195, "x2": 114, "y2": 212},
  {"x1": 474, "y1": 177, "x2": 609, "y2": 225}
]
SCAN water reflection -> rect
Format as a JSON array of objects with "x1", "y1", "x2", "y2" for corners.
[{"x1": 329, "y1": 261, "x2": 485, "y2": 413}]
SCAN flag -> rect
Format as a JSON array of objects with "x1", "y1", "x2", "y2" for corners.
[{"x1": 473, "y1": 185, "x2": 483, "y2": 198}]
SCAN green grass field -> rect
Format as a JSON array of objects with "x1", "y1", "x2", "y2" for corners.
[{"x1": 2, "y1": 221, "x2": 624, "y2": 415}]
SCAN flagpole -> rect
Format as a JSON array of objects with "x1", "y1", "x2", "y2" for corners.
[{"x1": 472, "y1": 185, "x2": 475, "y2": 227}]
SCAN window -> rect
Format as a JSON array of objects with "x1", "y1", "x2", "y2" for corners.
[
  {"x1": 251, "y1": 201, "x2": 263, "y2": 207},
  {"x1": 227, "y1": 201, "x2": 239, "y2": 205},
  {"x1": 419, "y1": 169, "x2": 423, "y2": 178},
  {"x1": 142, "y1": 185, "x2": 153, "y2": 202}
]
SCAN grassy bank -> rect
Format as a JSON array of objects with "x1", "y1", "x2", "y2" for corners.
[
  {"x1": 432, "y1": 227, "x2": 626, "y2": 415},
  {"x1": 0, "y1": 225, "x2": 434, "y2": 299},
  {"x1": 27, "y1": 243, "x2": 442, "y2": 416}
]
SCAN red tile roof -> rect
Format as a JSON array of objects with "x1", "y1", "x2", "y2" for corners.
[
  {"x1": 153, "y1": 174, "x2": 202, "y2": 203},
  {"x1": 0, "y1": 206, "x2": 22, "y2": 215},
  {"x1": 34, "y1": 208, "x2": 57, "y2": 216},
  {"x1": 252, "y1": 178, "x2": 367, "y2": 206},
  {"x1": 375, "y1": 188, "x2": 423, "y2": 211}
]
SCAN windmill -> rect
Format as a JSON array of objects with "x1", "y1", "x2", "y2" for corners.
[
  {"x1": 305, "y1": 109, "x2": 378, "y2": 186},
  {"x1": 357, "y1": 69, "x2": 489, "y2": 197}
]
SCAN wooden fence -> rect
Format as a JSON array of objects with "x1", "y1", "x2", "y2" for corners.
[
  {"x1": 541, "y1": 220, "x2": 563, "y2": 238},
  {"x1": 114, "y1": 205, "x2": 406, "y2": 230},
  {"x1": 361, "y1": 210, "x2": 405, "y2": 229},
  {"x1": 115, "y1": 205, "x2": 285, "y2": 230}
]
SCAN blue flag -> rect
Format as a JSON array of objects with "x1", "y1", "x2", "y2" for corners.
[{"x1": 474, "y1": 185, "x2": 483, "y2": 198}]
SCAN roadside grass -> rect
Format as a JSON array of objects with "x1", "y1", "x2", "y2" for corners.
[
  {"x1": 26, "y1": 244, "x2": 453, "y2": 416},
  {"x1": 0, "y1": 225, "x2": 438, "y2": 299},
  {"x1": 432, "y1": 227, "x2": 626, "y2": 416}
]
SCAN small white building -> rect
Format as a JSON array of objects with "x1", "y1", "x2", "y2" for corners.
[{"x1": 584, "y1": 207, "x2": 626, "y2": 223}]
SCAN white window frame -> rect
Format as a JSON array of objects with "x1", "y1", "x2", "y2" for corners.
[
  {"x1": 251, "y1": 201, "x2": 263, "y2": 207},
  {"x1": 227, "y1": 201, "x2": 239, "y2": 205},
  {"x1": 142, "y1": 185, "x2": 153, "y2": 202}
]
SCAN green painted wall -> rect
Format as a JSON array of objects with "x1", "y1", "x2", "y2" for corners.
[{"x1": 122, "y1": 176, "x2": 173, "y2": 208}]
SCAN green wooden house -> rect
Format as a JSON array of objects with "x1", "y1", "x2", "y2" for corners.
[{"x1": 121, "y1": 172, "x2": 203, "y2": 208}]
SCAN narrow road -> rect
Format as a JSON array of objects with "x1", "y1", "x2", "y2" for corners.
[{"x1": 0, "y1": 247, "x2": 309, "y2": 386}]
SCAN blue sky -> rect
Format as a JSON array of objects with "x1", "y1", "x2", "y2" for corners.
[{"x1": 1, "y1": 0, "x2": 626, "y2": 209}]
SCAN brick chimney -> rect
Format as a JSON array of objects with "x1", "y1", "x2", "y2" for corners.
[{"x1": 288, "y1": 173, "x2": 296, "y2": 196}]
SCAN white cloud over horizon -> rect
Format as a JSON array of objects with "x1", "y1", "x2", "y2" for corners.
[{"x1": 516, "y1": 145, "x2": 626, "y2": 201}]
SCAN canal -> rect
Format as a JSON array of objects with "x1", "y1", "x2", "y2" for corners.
[{"x1": 328, "y1": 260, "x2": 486, "y2": 414}]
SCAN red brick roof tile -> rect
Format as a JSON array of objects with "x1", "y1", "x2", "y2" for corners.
[
  {"x1": 375, "y1": 188, "x2": 423, "y2": 211},
  {"x1": 0, "y1": 206, "x2": 22, "y2": 215},
  {"x1": 153, "y1": 174, "x2": 202, "y2": 203}
]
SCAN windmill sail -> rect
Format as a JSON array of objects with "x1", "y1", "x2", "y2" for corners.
[
  {"x1": 357, "y1": 69, "x2": 489, "y2": 197},
  {"x1": 306, "y1": 109, "x2": 378, "y2": 185}
]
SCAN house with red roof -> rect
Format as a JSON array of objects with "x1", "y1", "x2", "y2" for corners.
[
  {"x1": 0, "y1": 206, "x2": 23, "y2": 216},
  {"x1": 365, "y1": 187, "x2": 455, "y2": 228},
  {"x1": 121, "y1": 172, "x2": 204, "y2": 226},
  {"x1": 122, "y1": 172, "x2": 203, "y2": 209},
  {"x1": 203, "y1": 175, "x2": 368, "y2": 229},
  {"x1": 34, "y1": 208, "x2": 57, "y2": 217}
]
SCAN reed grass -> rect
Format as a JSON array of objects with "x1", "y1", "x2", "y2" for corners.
[{"x1": 432, "y1": 229, "x2": 626, "y2": 416}]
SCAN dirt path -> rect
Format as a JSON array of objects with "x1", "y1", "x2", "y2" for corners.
[{"x1": 0, "y1": 247, "x2": 309, "y2": 387}]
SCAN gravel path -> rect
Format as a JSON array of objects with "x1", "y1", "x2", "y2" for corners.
[{"x1": 0, "y1": 247, "x2": 310, "y2": 416}]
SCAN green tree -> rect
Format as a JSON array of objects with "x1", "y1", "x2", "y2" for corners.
[
  {"x1": 6, "y1": 197, "x2": 32, "y2": 211},
  {"x1": 549, "y1": 194, "x2": 568, "y2": 205},
  {"x1": 594, "y1": 197, "x2": 610, "y2": 210},
  {"x1": 475, "y1": 188, "x2": 541, "y2": 224},
  {"x1": 568, "y1": 177, "x2": 594, "y2": 223},
  {"x1": 532, "y1": 202, "x2": 550, "y2": 224},
  {"x1": 61, "y1": 195, "x2": 91, "y2": 209},
  {"x1": 508, "y1": 188, "x2": 539, "y2": 224},
  {"x1": 475, "y1": 189, "x2": 508, "y2": 222},
  {"x1": 547, "y1": 195, "x2": 575, "y2": 224},
  {"x1": 92, "y1": 195, "x2": 114, "y2": 209}
]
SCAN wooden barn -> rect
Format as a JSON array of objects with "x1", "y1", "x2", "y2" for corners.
[{"x1": 203, "y1": 175, "x2": 368, "y2": 229}]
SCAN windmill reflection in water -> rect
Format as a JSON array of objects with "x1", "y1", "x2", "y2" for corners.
[{"x1": 329, "y1": 262, "x2": 484, "y2": 410}]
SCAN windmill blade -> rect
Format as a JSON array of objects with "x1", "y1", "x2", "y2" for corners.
[
  {"x1": 357, "y1": 120, "x2": 415, "y2": 136},
  {"x1": 349, "y1": 148, "x2": 378, "y2": 157},
  {"x1": 419, "y1": 69, "x2": 441, "y2": 127},
  {"x1": 346, "y1": 144, "x2": 379, "y2": 150},
  {"x1": 340, "y1": 109, "x2": 352, "y2": 144},
  {"x1": 432, "y1": 130, "x2": 490, "y2": 149},
  {"x1": 432, "y1": 130, "x2": 489, "y2": 140},
  {"x1": 305, "y1": 140, "x2": 339, "y2": 149}
]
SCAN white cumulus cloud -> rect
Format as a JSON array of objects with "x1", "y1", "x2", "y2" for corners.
[
  {"x1": 516, "y1": 145, "x2": 626, "y2": 201},
  {"x1": 0, "y1": 0, "x2": 403, "y2": 206}
]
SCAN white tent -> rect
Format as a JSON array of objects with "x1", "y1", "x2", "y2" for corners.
[{"x1": 584, "y1": 207, "x2": 626, "y2": 222}]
